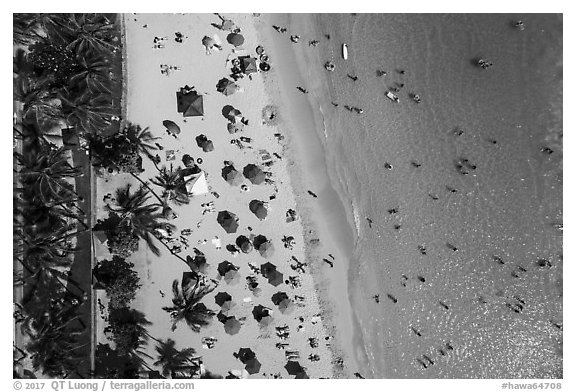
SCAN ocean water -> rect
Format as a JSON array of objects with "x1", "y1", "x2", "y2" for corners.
[{"x1": 297, "y1": 14, "x2": 562, "y2": 378}]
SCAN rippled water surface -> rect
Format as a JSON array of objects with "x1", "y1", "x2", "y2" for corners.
[{"x1": 305, "y1": 13, "x2": 562, "y2": 378}]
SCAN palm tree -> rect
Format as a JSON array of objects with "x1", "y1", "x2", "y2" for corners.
[
  {"x1": 107, "y1": 184, "x2": 174, "y2": 256},
  {"x1": 23, "y1": 302, "x2": 87, "y2": 378},
  {"x1": 162, "y1": 277, "x2": 216, "y2": 332},
  {"x1": 154, "y1": 338, "x2": 199, "y2": 378},
  {"x1": 69, "y1": 53, "x2": 113, "y2": 94},
  {"x1": 58, "y1": 87, "x2": 115, "y2": 136},
  {"x1": 14, "y1": 145, "x2": 81, "y2": 205},
  {"x1": 13, "y1": 14, "x2": 66, "y2": 45},
  {"x1": 150, "y1": 164, "x2": 192, "y2": 206},
  {"x1": 59, "y1": 13, "x2": 119, "y2": 56},
  {"x1": 124, "y1": 123, "x2": 160, "y2": 161}
]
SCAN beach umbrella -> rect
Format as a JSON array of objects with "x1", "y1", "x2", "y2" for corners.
[
  {"x1": 224, "y1": 269, "x2": 241, "y2": 285},
  {"x1": 259, "y1": 62, "x2": 271, "y2": 72},
  {"x1": 223, "y1": 317, "x2": 241, "y2": 335},
  {"x1": 236, "y1": 348, "x2": 256, "y2": 363},
  {"x1": 217, "y1": 261, "x2": 238, "y2": 277},
  {"x1": 271, "y1": 291, "x2": 289, "y2": 306},
  {"x1": 236, "y1": 235, "x2": 253, "y2": 254},
  {"x1": 244, "y1": 358, "x2": 261, "y2": 375},
  {"x1": 222, "y1": 105, "x2": 244, "y2": 123},
  {"x1": 285, "y1": 361, "x2": 306, "y2": 376},
  {"x1": 227, "y1": 122, "x2": 245, "y2": 134},
  {"x1": 177, "y1": 89, "x2": 204, "y2": 117},
  {"x1": 215, "y1": 292, "x2": 232, "y2": 307},
  {"x1": 227, "y1": 33, "x2": 245, "y2": 47},
  {"x1": 181, "y1": 272, "x2": 198, "y2": 293},
  {"x1": 220, "y1": 300, "x2": 236, "y2": 314},
  {"x1": 260, "y1": 262, "x2": 277, "y2": 278},
  {"x1": 220, "y1": 19, "x2": 237, "y2": 32},
  {"x1": 258, "y1": 241, "x2": 275, "y2": 259},
  {"x1": 217, "y1": 211, "x2": 239, "y2": 233},
  {"x1": 252, "y1": 305, "x2": 273, "y2": 325},
  {"x1": 216, "y1": 78, "x2": 239, "y2": 96},
  {"x1": 222, "y1": 165, "x2": 243, "y2": 186},
  {"x1": 295, "y1": 372, "x2": 310, "y2": 379},
  {"x1": 195, "y1": 134, "x2": 214, "y2": 152},
  {"x1": 249, "y1": 199, "x2": 268, "y2": 220},
  {"x1": 162, "y1": 120, "x2": 181, "y2": 135},
  {"x1": 240, "y1": 56, "x2": 258, "y2": 74},
  {"x1": 252, "y1": 234, "x2": 268, "y2": 249},
  {"x1": 182, "y1": 154, "x2": 195, "y2": 167},
  {"x1": 243, "y1": 164, "x2": 266, "y2": 185},
  {"x1": 278, "y1": 298, "x2": 294, "y2": 314},
  {"x1": 267, "y1": 269, "x2": 283, "y2": 287}
]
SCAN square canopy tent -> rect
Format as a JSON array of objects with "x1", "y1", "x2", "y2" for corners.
[
  {"x1": 239, "y1": 56, "x2": 258, "y2": 75},
  {"x1": 176, "y1": 88, "x2": 204, "y2": 117}
]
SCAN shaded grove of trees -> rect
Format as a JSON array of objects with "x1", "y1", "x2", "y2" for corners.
[
  {"x1": 13, "y1": 13, "x2": 122, "y2": 378},
  {"x1": 14, "y1": 13, "x2": 221, "y2": 379}
]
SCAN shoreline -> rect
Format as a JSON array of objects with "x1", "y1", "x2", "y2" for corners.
[{"x1": 253, "y1": 14, "x2": 370, "y2": 377}]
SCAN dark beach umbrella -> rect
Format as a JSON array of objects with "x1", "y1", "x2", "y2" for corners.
[
  {"x1": 252, "y1": 234, "x2": 268, "y2": 249},
  {"x1": 222, "y1": 165, "x2": 243, "y2": 186},
  {"x1": 245, "y1": 358, "x2": 261, "y2": 375},
  {"x1": 243, "y1": 164, "x2": 266, "y2": 185},
  {"x1": 182, "y1": 154, "x2": 195, "y2": 167},
  {"x1": 258, "y1": 241, "x2": 275, "y2": 259},
  {"x1": 217, "y1": 211, "x2": 239, "y2": 233},
  {"x1": 227, "y1": 122, "x2": 245, "y2": 134},
  {"x1": 222, "y1": 105, "x2": 243, "y2": 123},
  {"x1": 295, "y1": 372, "x2": 309, "y2": 379},
  {"x1": 224, "y1": 317, "x2": 241, "y2": 335},
  {"x1": 267, "y1": 269, "x2": 283, "y2": 287},
  {"x1": 249, "y1": 199, "x2": 268, "y2": 220},
  {"x1": 236, "y1": 235, "x2": 253, "y2": 254},
  {"x1": 227, "y1": 32, "x2": 245, "y2": 47},
  {"x1": 271, "y1": 291, "x2": 289, "y2": 306},
  {"x1": 216, "y1": 78, "x2": 239, "y2": 96},
  {"x1": 163, "y1": 120, "x2": 181, "y2": 135},
  {"x1": 195, "y1": 134, "x2": 214, "y2": 152},
  {"x1": 236, "y1": 348, "x2": 256, "y2": 363},
  {"x1": 260, "y1": 262, "x2": 277, "y2": 278},
  {"x1": 177, "y1": 89, "x2": 204, "y2": 117},
  {"x1": 240, "y1": 56, "x2": 258, "y2": 74},
  {"x1": 252, "y1": 305, "x2": 271, "y2": 322},
  {"x1": 215, "y1": 292, "x2": 232, "y2": 307},
  {"x1": 285, "y1": 361, "x2": 306, "y2": 376},
  {"x1": 181, "y1": 272, "x2": 198, "y2": 292},
  {"x1": 217, "y1": 261, "x2": 238, "y2": 277}
]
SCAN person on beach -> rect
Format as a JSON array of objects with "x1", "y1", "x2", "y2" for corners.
[
  {"x1": 366, "y1": 217, "x2": 373, "y2": 228},
  {"x1": 354, "y1": 372, "x2": 365, "y2": 379},
  {"x1": 309, "y1": 40, "x2": 319, "y2": 46},
  {"x1": 322, "y1": 258, "x2": 334, "y2": 268},
  {"x1": 331, "y1": 102, "x2": 339, "y2": 107},
  {"x1": 307, "y1": 190, "x2": 318, "y2": 198},
  {"x1": 297, "y1": 86, "x2": 308, "y2": 94},
  {"x1": 376, "y1": 69, "x2": 387, "y2": 77},
  {"x1": 373, "y1": 294, "x2": 380, "y2": 303},
  {"x1": 347, "y1": 74, "x2": 359, "y2": 81},
  {"x1": 290, "y1": 35, "x2": 300, "y2": 43}
]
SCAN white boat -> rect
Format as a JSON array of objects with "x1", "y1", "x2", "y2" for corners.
[
  {"x1": 386, "y1": 91, "x2": 399, "y2": 103},
  {"x1": 342, "y1": 44, "x2": 348, "y2": 60}
]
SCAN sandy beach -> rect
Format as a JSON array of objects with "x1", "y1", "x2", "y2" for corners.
[{"x1": 94, "y1": 13, "x2": 359, "y2": 378}]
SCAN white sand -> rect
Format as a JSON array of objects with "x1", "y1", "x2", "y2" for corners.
[{"x1": 94, "y1": 13, "x2": 338, "y2": 378}]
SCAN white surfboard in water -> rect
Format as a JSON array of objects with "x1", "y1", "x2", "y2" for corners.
[{"x1": 342, "y1": 44, "x2": 348, "y2": 60}]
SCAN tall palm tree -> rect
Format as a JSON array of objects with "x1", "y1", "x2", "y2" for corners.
[
  {"x1": 107, "y1": 184, "x2": 174, "y2": 256},
  {"x1": 150, "y1": 164, "x2": 192, "y2": 206},
  {"x1": 15, "y1": 145, "x2": 81, "y2": 205},
  {"x1": 154, "y1": 338, "x2": 199, "y2": 378},
  {"x1": 162, "y1": 277, "x2": 216, "y2": 332},
  {"x1": 13, "y1": 13, "x2": 66, "y2": 45},
  {"x1": 124, "y1": 123, "x2": 160, "y2": 161}
]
